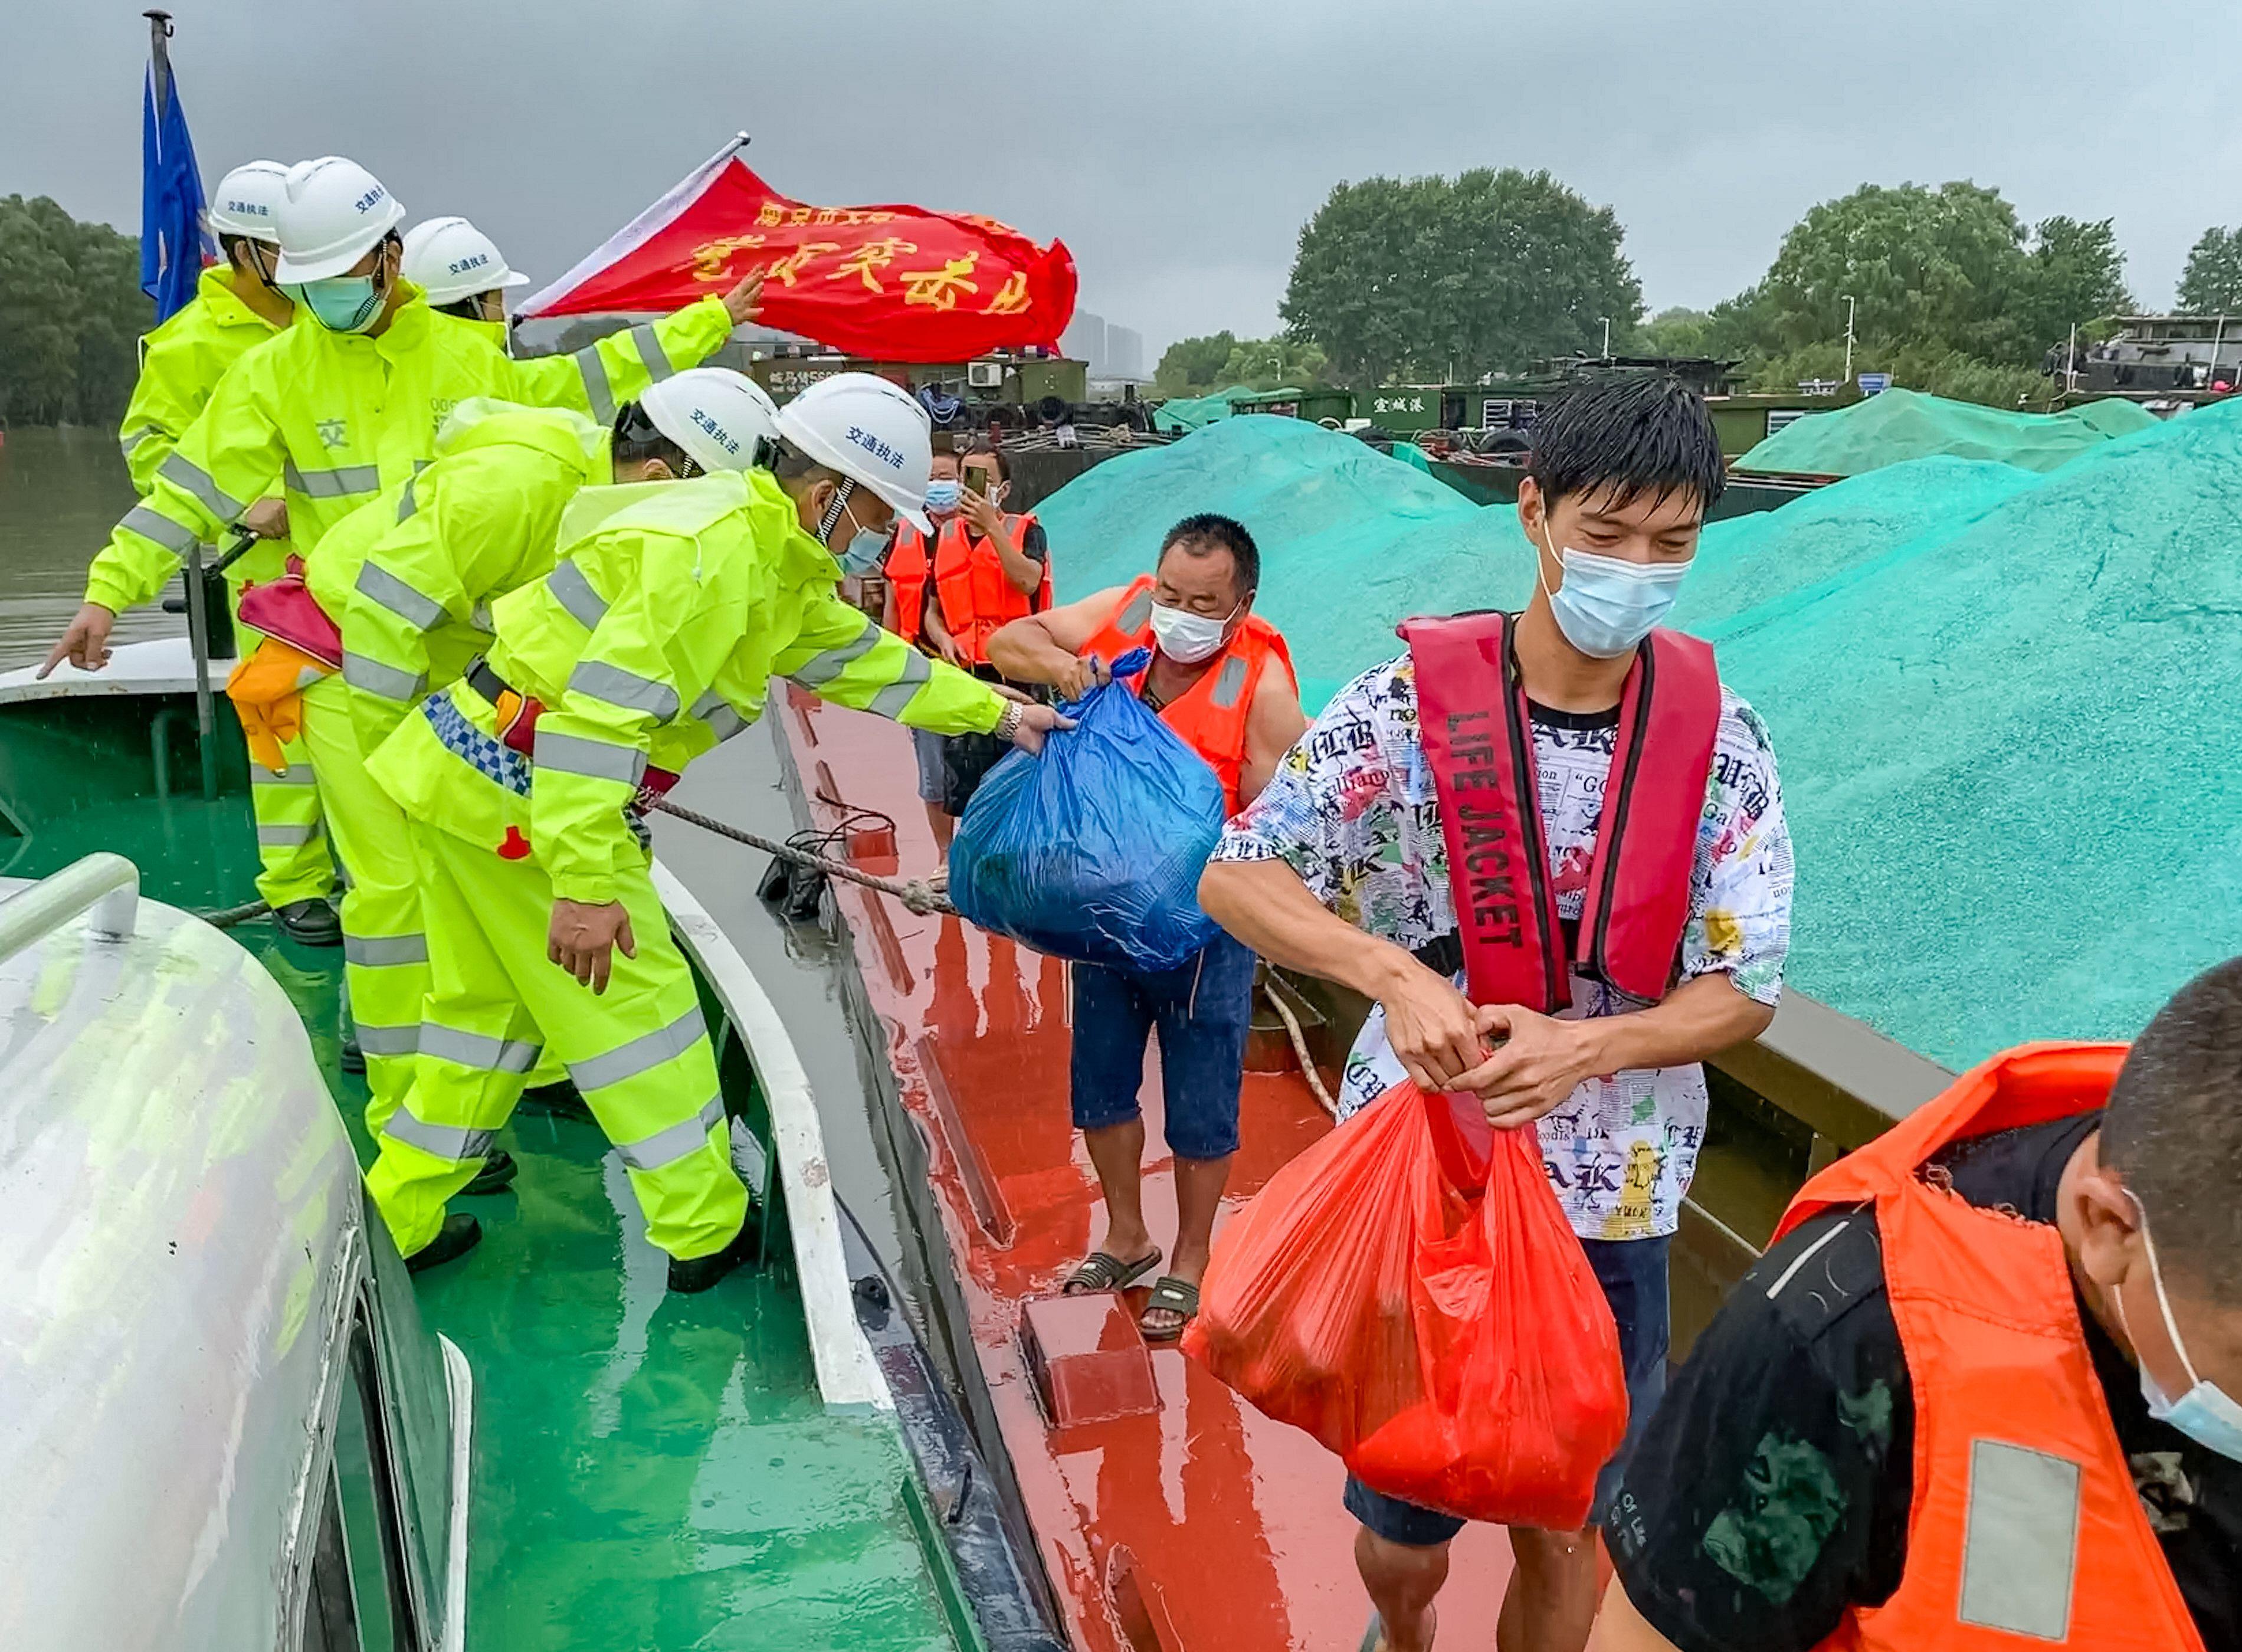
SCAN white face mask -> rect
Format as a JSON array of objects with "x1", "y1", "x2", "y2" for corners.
[
  {"x1": 1148, "y1": 599, "x2": 1235, "y2": 665},
  {"x1": 1536, "y1": 522, "x2": 1690, "y2": 658}
]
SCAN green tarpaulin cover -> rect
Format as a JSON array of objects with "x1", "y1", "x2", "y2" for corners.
[
  {"x1": 1151, "y1": 385, "x2": 1260, "y2": 433},
  {"x1": 1733, "y1": 386, "x2": 2159, "y2": 478},
  {"x1": 1040, "y1": 407, "x2": 2237, "y2": 1068}
]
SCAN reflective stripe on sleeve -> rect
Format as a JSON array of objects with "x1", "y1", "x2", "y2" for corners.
[
  {"x1": 568, "y1": 660, "x2": 680, "y2": 722},
  {"x1": 158, "y1": 452, "x2": 247, "y2": 521},
  {"x1": 575, "y1": 345, "x2": 615, "y2": 422},
  {"x1": 396, "y1": 476, "x2": 419, "y2": 522},
  {"x1": 355, "y1": 561, "x2": 447, "y2": 631},
  {"x1": 345, "y1": 932, "x2": 430, "y2": 968},
  {"x1": 532, "y1": 729, "x2": 646, "y2": 786},
  {"x1": 119, "y1": 425, "x2": 160, "y2": 458},
  {"x1": 691, "y1": 688, "x2": 748, "y2": 742},
  {"x1": 121, "y1": 503, "x2": 200, "y2": 555},
  {"x1": 381, "y1": 1105, "x2": 496, "y2": 1164},
  {"x1": 418, "y1": 1023, "x2": 542, "y2": 1073},
  {"x1": 630, "y1": 322, "x2": 676, "y2": 382},
  {"x1": 284, "y1": 461, "x2": 383, "y2": 499},
  {"x1": 786, "y1": 618, "x2": 883, "y2": 688},
  {"x1": 547, "y1": 560, "x2": 608, "y2": 630},
  {"x1": 258, "y1": 821, "x2": 323, "y2": 847},
  {"x1": 568, "y1": 1008, "x2": 706, "y2": 1093},
  {"x1": 866, "y1": 648, "x2": 932, "y2": 718},
  {"x1": 615, "y1": 1096, "x2": 726, "y2": 1172},
  {"x1": 343, "y1": 651, "x2": 429, "y2": 702}
]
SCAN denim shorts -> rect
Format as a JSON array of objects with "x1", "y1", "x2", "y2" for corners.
[
  {"x1": 1343, "y1": 1231, "x2": 1672, "y2": 1543},
  {"x1": 1069, "y1": 929, "x2": 1256, "y2": 1161},
  {"x1": 912, "y1": 726, "x2": 948, "y2": 805}
]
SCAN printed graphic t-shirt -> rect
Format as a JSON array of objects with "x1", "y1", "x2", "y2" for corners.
[{"x1": 1211, "y1": 650, "x2": 1794, "y2": 1240}]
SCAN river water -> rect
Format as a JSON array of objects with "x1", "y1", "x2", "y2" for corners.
[{"x1": 0, "y1": 425, "x2": 182, "y2": 670}]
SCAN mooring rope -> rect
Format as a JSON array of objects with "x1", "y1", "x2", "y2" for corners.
[{"x1": 651, "y1": 798, "x2": 955, "y2": 916}]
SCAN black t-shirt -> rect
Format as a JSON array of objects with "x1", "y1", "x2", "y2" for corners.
[{"x1": 1607, "y1": 1113, "x2": 2241, "y2": 1652}]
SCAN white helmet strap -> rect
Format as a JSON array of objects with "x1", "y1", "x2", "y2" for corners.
[{"x1": 814, "y1": 476, "x2": 857, "y2": 546}]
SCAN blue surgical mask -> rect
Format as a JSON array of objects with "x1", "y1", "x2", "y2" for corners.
[
  {"x1": 293, "y1": 274, "x2": 385, "y2": 334},
  {"x1": 923, "y1": 478, "x2": 962, "y2": 513},
  {"x1": 839, "y1": 527, "x2": 887, "y2": 576},
  {"x1": 2124, "y1": 1195, "x2": 2242, "y2": 1463},
  {"x1": 1538, "y1": 526, "x2": 1689, "y2": 659}
]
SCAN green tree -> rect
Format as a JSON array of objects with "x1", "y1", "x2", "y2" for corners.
[
  {"x1": 2178, "y1": 226, "x2": 2242, "y2": 312},
  {"x1": 1637, "y1": 306, "x2": 1718, "y2": 358},
  {"x1": 1216, "y1": 335, "x2": 1329, "y2": 391},
  {"x1": 0, "y1": 195, "x2": 148, "y2": 426},
  {"x1": 1280, "y1": 168, "x2": 1641, "y2": 383},
  {"x1": 2014, "y1": 215, "x2": 2132, "y2": 353},
  {"x1": 1706, "y1": 182, "x2": 2130, "y2": 408},
  {"x1": 1153, "y1": 330, "x2": 1238, "y2": 395}
]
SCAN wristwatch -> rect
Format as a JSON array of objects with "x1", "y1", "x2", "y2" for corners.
[{"x1": 994, "y1": 701, "x2": 1024, "y2": 745}]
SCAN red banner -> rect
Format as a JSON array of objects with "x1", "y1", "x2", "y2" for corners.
[{"x1": 517, "y1": 140, "x2": 1076, "y2": 363}]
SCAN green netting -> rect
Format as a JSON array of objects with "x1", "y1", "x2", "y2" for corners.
[
  {"x1": 1039, "y1": 405, "x2": 2238, "y2": 1068},
  {"x1": 1733, "y1": 387, "x2": 2160, "y2": 477},
  {"x1": 1151, "y1": 385, "x2": 1258, "y2": 433}
]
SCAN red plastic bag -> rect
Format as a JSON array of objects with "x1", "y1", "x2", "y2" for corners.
[{"x1": 1181, "y1": 1080, "x2": 1629, "y2": 1529}]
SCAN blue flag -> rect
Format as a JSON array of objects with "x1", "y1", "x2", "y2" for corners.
[{"x1": 140, "y1": 17, "x2": 211, "y2": 322}]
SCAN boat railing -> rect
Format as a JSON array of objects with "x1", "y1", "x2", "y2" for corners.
[{"x1": 0, "y1": 852, "x2": 140, "y2": 963}]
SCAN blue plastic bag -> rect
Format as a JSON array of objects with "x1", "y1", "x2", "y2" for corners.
[{"x1": 950, "y1": 650, "x2": 1227, "y2": 973}]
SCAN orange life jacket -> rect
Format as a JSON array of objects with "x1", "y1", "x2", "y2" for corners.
[
  {"x1": 1400, "y1": 610, "x2": 1721, "y2": 1012},
  {"x1": 1775, "y1": 1043, "x2": 2206, "y2": 1652},
  {"x1": 1083, "y1": 573, "x2": 1296, "y2": 818},
  {"x1": 887, "y1": 513, "x2": 1050, "y2": 665}
]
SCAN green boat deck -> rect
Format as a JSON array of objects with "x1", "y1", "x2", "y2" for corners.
[{"x1": 0, "y1": 687, "x2": 975, "y2": 1652}]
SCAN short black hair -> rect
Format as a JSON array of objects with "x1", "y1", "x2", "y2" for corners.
[
  {"x1": 218, "y1": 232, "x2": 265, "y2": 271},
  {"x1": 1158, "y1": 512, "x2": 1259, "y2": 595},
  {"x1": 2102, "y1": 956, "x2": 2242, "y2": 1294},
  {"x1": 1527, "y1": 375, "x2": 1726, "y2": 514},
  {"x1": 960, "y1": 442, "x2": 1010, "y2": 484}
]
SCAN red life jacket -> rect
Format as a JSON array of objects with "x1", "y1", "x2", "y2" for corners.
[
  {"x1": 1399, "y1": 611, "x2": 1720, "y2": 1012},
  {"x1": 887, "y1": 513, "x2": 1049, "y2": 665},
  {"x1": 1081, "y1": 574, "x2": 1297, "y2": 817},
  {"x1": 1776, "y1": 1044, "x2": 2205, "y2": 1652}
]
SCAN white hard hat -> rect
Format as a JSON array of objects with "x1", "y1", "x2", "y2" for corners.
[
  {"x1": 775, "y1": 373, "x2": 936, "y2": 533},
  {"x1": 637, "y1": 369, "x2": 781, "y2": 476},
  {"x1": 402, "y1": 216, "x2": 529, "y2": 307},
  {"x1": 274, "y1": 156, "x2": 407, "y2": 283},
  {"x1": 207, "y1": 161, "x2": 291, "y2": 244}
]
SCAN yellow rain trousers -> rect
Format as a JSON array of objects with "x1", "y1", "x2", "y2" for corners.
[
  {"x1": 298, "y1": 404, "x2": 607, "y2": 1131},
  {"x1": 362, "y1": 469, "x2": 1010, "y2": 1259}
]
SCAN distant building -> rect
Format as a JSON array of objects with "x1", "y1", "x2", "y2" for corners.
[
  {"x1": 1106, "y1": 325, "x2": 1145, "y2": 382},
  {"x1": 1060, "y1": 309, "x2": 1149, "y2": 385}
]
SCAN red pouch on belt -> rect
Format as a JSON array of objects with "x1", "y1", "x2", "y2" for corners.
[
  {"x1": 235, "y1": 555, "x2": 342, "y2": 670},
  {"x1": 1182, "y1": 1080, "x2": 1628, "y2": 1529}
]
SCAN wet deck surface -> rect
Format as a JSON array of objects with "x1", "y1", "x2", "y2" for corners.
[
  {"x1": 771, "y1": 694, "x2": 1529, "y2": 1652},
  {"x1": 3, "y1": 782, "x2": 963, "y2": 1652}
]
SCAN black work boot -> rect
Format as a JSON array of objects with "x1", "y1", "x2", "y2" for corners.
[
  {"x1": 339, "y1": 1032, "x2": 366, "y2": 1074},
  {"x1": 519, "y1": 1078, "x2": 594, "y2": 1121},
  {"x1": 274, "y1": 897, "x2": 343, "y2": 946},
  {"x1": 405, "y1": 1213, "x2": 482, "y2": 1274},
  {"x1": 462, "y1": 1149, "x2": 518, "y2": 1196},
  {"x1": 666, "y1": 1207, "x2": 761, "y2": 1295}
]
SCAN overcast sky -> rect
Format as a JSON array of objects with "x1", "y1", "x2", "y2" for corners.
[{"x1": 6, "y1": 1, "x2": 2236, "y2": 357}]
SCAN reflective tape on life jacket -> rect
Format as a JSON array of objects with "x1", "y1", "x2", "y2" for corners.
[
  {"x1": 1399, "y1": 611, "x2": 1719, "y2": 1012},
  {"x1": 1083, "y1": 573, "x2": 1296, "y2": 817},
  {"x1": 1773, "y1": 1044, "x2": 2204, "y2": 1652}
]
